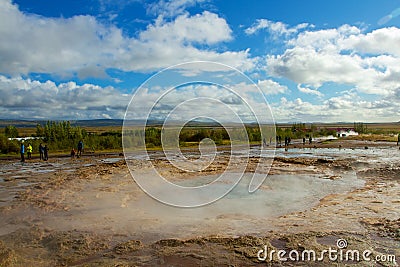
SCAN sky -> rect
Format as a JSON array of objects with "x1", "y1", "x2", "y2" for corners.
[{"x1": 1, "y1": 0, "x2": 400, "y2": 122}]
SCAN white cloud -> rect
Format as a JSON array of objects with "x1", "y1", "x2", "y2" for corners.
[
  {"x1": 117, "y1": 11, "x2": 259, "y2": 72},
  {"x1": 257, "y1": 79, "x2": 288, "y2": 95},
  {"x1": 297, "y1": 84, "x2": 323, "y2": 97},
  {"x1": 0, "y1": 0, "x2": 255, "y2": 77},
  {"x1": 0, "y1": 75, "x2": 277, "y2": 122},
  {"x1": 139, "y1": 11, "x2": 232, "y2": 45},
  {"x1": 325, "y1": 92, "x2": 359, "y2": 110},
  {"x1": 268, "y1": 47, "x2": 368, "y2": 87},
  {"x1": 267, "y1": 25, "x2": 400, "y2": 96},
  {"x1": 0, "y1": 75, "x2": 129, "y2": 119},
  {"x1": 339, "y1": 27, "x2": 400, "y2": 56},
  {"x1": 2, "y1": 74, "x2": 398, "y2": 123},
  {"x1": 217, "y1": 79, "x2": 285, "y2": 103},
  {"x1": 146, "y1": 0, "x2": 208, "y2": 17},
  {"x1": 245, "y1": 19, "x2": 311, "y2": 37},
  {"x1": 122, "y1": 80, "x2": 279, "y2": 124},
  {"x1": 246, "y1": 22, "x2": 400, "y2": 122},
  {"x1": 0, "y1": 0, "x2": 125, "y2": 76},
  {"x1": 287, "y1": 24, "x2": 361, "y2": 51},
  {"x1": 271, "y1": 93, "x2": 400, "y2": 123}
]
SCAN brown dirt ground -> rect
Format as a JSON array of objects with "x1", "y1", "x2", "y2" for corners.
[{"x1": 0, "y1": 140, "x2": 399, "y2": 266}]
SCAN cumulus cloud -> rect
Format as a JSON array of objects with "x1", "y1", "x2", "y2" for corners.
[
  {"x1": 268, "y1": 47, "x2": 370, "y2": 88},
  {"x1": 297, "y1": 84, "x2": 323, "y2": 97},
  {"x1": 287, "y1": 24, "x2": 361, "y2": 50},
  {"x1": 325, "y1": 92, "x2": 359, "y2": 110},
  {"x1": 0, "y1": 0, "x2": 255, "y2": 77},
  {"x1": 0, "y1": 75, "x2": 281, "y2": 122},
  {"x1": 271, "y1": 93, "x2": 400, "y2": 123},
  {"x1": 257, "y1": 79, "x2": 288, "y2": 95},
  {"x1": 116, "y1": 11, "x2": 258, "y2": 72},
  {"x1": 339, "y1": 27, "x2": 400, "y2": 56},
  {"x1": 0, "y1": 75, "x2": 129, "y2": 119},
  {"x1": 139, "y1": 11, "x2": 231, "y2": 45},
  {"x1": 224, "y1": 80, "x2": 287, "y2": 98},
  {"x1": 1, "y1": 73, "x2": 397, "y2": 122},
  {"x1": 245, "y1": 19, "x2": 311, "y2": 37},
  {"x1": 267, "y1": 25, "x2": 400, "y2": 96}
]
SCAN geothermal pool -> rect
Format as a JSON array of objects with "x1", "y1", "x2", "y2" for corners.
[{"x1": 0, "y1": 145, "x2": 398, "y2": 242}]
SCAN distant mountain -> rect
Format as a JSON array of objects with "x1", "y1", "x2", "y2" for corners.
[
  {"x1": 70, "y1": 119, "x2": 123, "y2": 127},
  {"x1": 0, "y1": 119, "x2": 124, "y2": 128},
  {"x1": 0, "y1": 119, "x2": 399, "y2": 128},
  {"x1": 0, "y1": 119, "x2": 170, "y2": 128},
  {"x1": 0, "y1": 119, "x2": 40, "y2": 128}
]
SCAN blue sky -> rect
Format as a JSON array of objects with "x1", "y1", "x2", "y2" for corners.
[{"x1": 1, "y1": 0, "x2": 400, "y2": 122}]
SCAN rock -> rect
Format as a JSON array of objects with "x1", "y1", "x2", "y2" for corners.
[
  {"x1": 0, "y1": 241, "x2": 16, "y2": 266},
  {"x1": 154, "y1": 239, "x2": 184, "y2": 247},
  {"x1": 114, "y1": 240, "x2": 142, "y2": 254}
]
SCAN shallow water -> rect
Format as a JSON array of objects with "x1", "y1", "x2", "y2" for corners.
[
  {"x1": 115, "y1": 146, "x2": 397, "y2": 239},
  {"x1": 136, "y1": 171, "x2": 364, "y2": 219},
  {"x1": 260, "y1": 145, "x2": 400, "y2": 165},
  {"x1": 126, "y1": 145, "x2": 400, "y2": 163},
  {"x1": 99, "y1": 158, "x2": 124, "y2": 164}
]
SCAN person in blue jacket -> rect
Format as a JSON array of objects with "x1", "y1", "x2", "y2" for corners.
[
  {"x1": 20, "y1": 140, "x2": 25, "y2": 162},
  {"x1": 77, "y1": 140, "x2": 84, "y2": 157}
]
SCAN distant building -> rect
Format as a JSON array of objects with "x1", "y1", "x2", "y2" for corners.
[
  {"x1": 8, "y1": 137, "x2": 43, "y2": 141},
  {"x1": 337, "y1": 129, "x2": 358, "y2": 137}
]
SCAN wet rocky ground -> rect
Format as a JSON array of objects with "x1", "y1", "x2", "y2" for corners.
[{"x1": 0, "y1": 140, "x2": 399, "y2": 266}]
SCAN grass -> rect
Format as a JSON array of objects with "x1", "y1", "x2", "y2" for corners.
[
  {"x1": 6, "y1": 123, "x2": 400, "y2": 156},
  {"x1": 346, "y1": 134, "x2": 398, "y2": 142},
  {"x1": 17, "y1": 125, "x2": 123, "y2": 137}
]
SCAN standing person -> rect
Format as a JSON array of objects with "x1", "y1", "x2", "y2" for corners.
[
  {"x1": 303, "y1": 137, "x2": 306, "y2": 145},
  {"x1": 70, "y1": 148, "x2": 76, "y2": 158},
  {"x1": 77, "y1": 140, "x2": 84, "y2": 157},
  {"x1": 27, "y1": 143, "x2": 33, "y2": 160},
  {"x1": 39, "y1": 143, "x2": 44, "y2": 160},
  {"x1": 20, "y1": 140, "x2": 25, "y2": 162},
  {"x1": 43, "y1": 144, "x2": 49, "y2": 161},
  {"x1": 397, "y1": 133, "x2": 400, "y2": 146},
  {"x1": 309, "y1": 136, "x2": 312, "y2": 144}
]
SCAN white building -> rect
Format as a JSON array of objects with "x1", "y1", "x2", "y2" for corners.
[
  {"x1": 337, "y1": 129, "x2": 359, "y2": 137},
  {"x1": 8, "y1": 137, "x2": 43, "y2": 141}
]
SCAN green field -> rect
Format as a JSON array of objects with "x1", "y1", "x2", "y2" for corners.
[{"x1": 1, "y1": 120, "x2": 399, "y2": 156}]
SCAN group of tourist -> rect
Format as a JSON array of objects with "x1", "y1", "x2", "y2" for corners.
[
  {"x1": 20, "y1": 141, "x2": 49, "y2": 162},
  {"x1": 70, "y1": 140, "x2": 84, "y2": 158},
  {"x1": 19, "y1": 140, "x2": 84, "y2": 162},
  {"x1": 275, "y1": 136, "x2": 312, "y2": 147}
]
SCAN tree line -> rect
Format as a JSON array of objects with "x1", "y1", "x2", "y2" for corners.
[
  {"x1": 0, "y1": 121, "x2": 122, "y2": 154},
  {"x1": 144, "y1": 124, "x2": 337, "y2": 148},
  {"x1": 1, "y1": 121, "x2": 391, "y2": 155}
]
